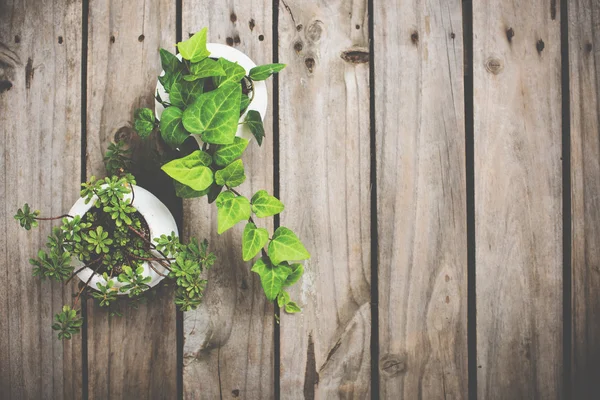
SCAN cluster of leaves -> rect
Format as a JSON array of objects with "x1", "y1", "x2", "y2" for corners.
[
  {"x1": 133, "y1": 28, "x2": 308, "y2": 312},
  {"x1": 53, "y1": 306, "x2": 83, "y2": 340}
]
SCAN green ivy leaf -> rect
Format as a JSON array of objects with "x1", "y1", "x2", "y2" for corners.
[
  {"x1": 177, "y1": 28, "x2": 210, "y2": 63},
  {"x1": 161, "y1": 151, "x2": 214, "y2": 191},
  {"x1": 240, "y1": 94, "x2": 251, "y2": 113},
  {"x1": 159, "y1": 107, "x2": 190, "y2": 149},
  {"x1": 134, "y1": 108, "x2": 155, "y2": 138},
  {"x1": 182, "y1": 83, "x2": 241, "y2": 144},
  {"x1": 284, "y1": 301, "x2": 302, "y2": 314},
  {"x1": 181, "y1": 79, "x2": 204, "y2": 105},
  {"x1": 174, "y1": 181, "x2": 209, "y2": 198},
  {"x1": 248, "y1": 63, "x2": 286, "y2": 81},
  {"x1": 242, "y1": 223, "x2": 269, "y2": 261},
  {"x1": 245, "y1": 110, "x2": 264, "y2": 146},
  {"x1": 251, "y1": 190, "x2": 284, "y2": 218},
  {"x1": 283, "y1": 263, "x2": 303, "y2": 287},
  {"x1": 268, "y1": 227, "x2": 310, "y2": 266},
  {"x1": 187, "y1": 58, "x2": 226, "y2": 81},
  {"x1": 214, "y1": 159, "x2": 246, "y2": 188},
  {"x1": 169, "y1": 83, "x2": 186, "y2": 108},
  {"x1": 213, "y1": 137, "x2": 249, "y2": 167},
  {"x1": 215, "y1": 191, "x2": 251, "y2": 234},
  {"x1": 159, "y1": 49, "x2": 185, "y2": 92},
  {"x1": 251, "y1": 258, "x2": 292, "y2": 301},
  {"x1": 213, "y1": 58, "x2": 246, "y2": 88}
]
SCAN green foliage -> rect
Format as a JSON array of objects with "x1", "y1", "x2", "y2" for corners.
[
  {"x1": 245, "y1": 110, "x2": 265, "y2": 146},
  {"x1": 91, "y1": 273, "x2": 119, "y2": 307},
  {"x1": 267, "y1": 227, "x2": 310, "y2": 266},
  {"x1": 215, "y1": 191, "x2": 251, "y2": 234},
  {"x1": 52, "y1": 305, "x2": 83, "y2": 340},
  {"x1": 159, "y1": 49, "x2": 185, "y2": 92},
  {"x1": 104, "y1": 141, "x2": 133, "y2": 175},
  {"x1": 14, "y1": 203, "x2": 39, "y2": 230},
  {"x1": 30, "y1": 248, "x2": 73, "y2": 281},
  {"x1": 214, "y1": 159, "x2": 246, "y2": 188},
  {"x1": 133, "y1": 108, "x2": 155, "y2": 138},
  {"x1": 213, "y1": 58, "x2": 246, "y2": 88},
  {"x1": 251, "y1": 257, "x2": 292, "y2": 301},
  {"x1": 118, "y1": 266, "x2": 152, "y2": 297},
  {"x1": 160, "y1": 106, "x2": 189, "y2": 149},
  {"x1": 161, "y1": 150, "x2": 213, "y2": 191},
  {"x1": 85, "y1": 226, "x2": 113, "y2": 254},
  {"x1": 177, "y1": 28, "x2": 210, "y2": 63},
  {"x1": 242, "y1": 223, "x2": 269, "y2": 261},
  {"x1": 248, "y1": 63, "x2": 286, "y2": 81},
  {"x1": 187, "y1": 58, "x2": 226, "y2": 80},
  {"x1": 251, "y1": 190, "x2": 284, "y2": 218},
  {"x1": 213, "y1": 137, "x2": 249, "y2": 167}
]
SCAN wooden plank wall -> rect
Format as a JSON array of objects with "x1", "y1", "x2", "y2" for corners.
[{"x1": 4, "y1": 0, "x2": 600, "y2": 399}]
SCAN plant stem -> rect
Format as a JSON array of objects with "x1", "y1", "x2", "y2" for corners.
[
  {"x1": 227, "y1": 186, "x2": 269, "y2": 259},
  {"x1": 35, "y1": 214, "x2": 74, "y2": 221},
  {"x1": 127, "y1": 225, "x2": 172, "y2": 263},
  {"x1": 65, "y1": 257, "x2": 104, "y2": 284},
  {"x1": 73, "y1": 260, "x2": 104, "y2": 307}
]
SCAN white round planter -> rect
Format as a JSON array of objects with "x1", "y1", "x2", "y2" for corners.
[
  {"x1": 155, "y1": 43, "x2": 267, "y2": 143},
  {"x1": 67, "y1": 185, "x2": 178, "y2": 294}
]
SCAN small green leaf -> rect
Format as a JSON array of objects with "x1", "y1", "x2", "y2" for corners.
[
  {"x1": 174, "y1": 181, "x2": 209, "y2": 198},
  {"x1": 181, "y1": 79, "x2": 204, "y2": 105},
  {"x1": 159, "y1": 49, "x2": 185, "y2": 92},
  {"x1": 188, "y1": 58, "x2": 226, "y2": 80},
  {"x1": 245, "y1": 110, "x2": 264, "y2": 146},
  {"x1": 213, "y1": 58, "x2": 246, "y2": 88},
  {"x1": 182, "y1": 83, "x2": 242, "y2": 144},
  {"x1": 240, "y1": 94, "x2": 251, "y2": 113},
  {"x1": 215, "y1": 191, "x2": 251, "y2": 234},
  {"x1": 161, "y1": 151, "x2": 214, "y2": 191},
  {"x1": 242, "y1": 223, "x2": 269, "y2": 261},
  {"x1": 268, "y1": 227, "x2": 310, "y2": 266},
  {"x1": 248, "y1": 63, "x2": 286, "y2": 81},
  {"x1": 215, "y1": 159, "x2": 246, "y2": 188},
  {"x1": 169, "y1": 83, "x2": 186, "y2": 108},
  {"x1": 251, "y1": 258, "x2": 292, "y2": 301},
  {"x1": 134, "y1": 108, "x2": 155, "y2": 138},
  {"x1": 177, "y1": 28, "x2": 210, "y2": 63},
  {"x1": 283, "y1": 263, "x2": 304, "y2": 287},
  {"x1": 284, "y1": 301, "x2": 302, "y2": 314},
  {"x1": 213, "y1": 137, "x2": 249, "y2": 167},
  {"x1": 251, "y1": 190, "x2": 284, "y2": 218},
  {"x1": 160, "y1": 107, "x2": 190, "y2": 149},
  {"x1": 277, "y1": 291, "x2": 291, "y2": 308}
]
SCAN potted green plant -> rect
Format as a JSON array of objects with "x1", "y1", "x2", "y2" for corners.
[
  {"x1": 133, "y1": 27, "x2": 309, "y2": 313},
  {"x1": 14, "y1": 142, "x2": 215, "y2": 339}
]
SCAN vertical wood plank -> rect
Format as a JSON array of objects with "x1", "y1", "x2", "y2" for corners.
[
  {"x1": 85, "y1": 1, "x2": 177, "y2": 398},
  {"x1": 0, "y1": 0, "x2": 82, "y2": 399},
  {"x1": 569, "y1": 1, "x2": 600, "y2": 398},
  {"x1": 375, "y1": 0, "x2": 467, "y2": 398},
  {"x1": 181, "y1": 2, "x2": 275, "y2": 398},
  {"x1": 278, "y1": 0, "x2": 371, "y2": 398},
  {"x1": 473, "y1": 2, "x2": 563, "y2": 398}
]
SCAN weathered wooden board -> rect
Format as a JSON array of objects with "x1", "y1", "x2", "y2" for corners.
[
  {"x1": 0, "y1": 0, "x2": 83, "y2": 399},
  {"x1": 85, "y1": 1, "x2": 178, "y2": 398},
  {"x1": 181, "y1": 1, "x2": 275, "y2": 398},
  {"x1": 569, "y1": 1, "x2": 600, "y2": 398},
  {"x1": 277, "y1": 0, "x2": 371, "y2": 398},
  {"x1": 473, "y1": 1, "x2": 563, "y2": 398},
  {"x1": 375, "y1": 0, "x2": 468, "y2": 398}
]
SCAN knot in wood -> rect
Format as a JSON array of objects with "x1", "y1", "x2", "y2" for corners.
[
  {"x1": 379, "y1": 354, "x2": 407, "y2": 377},
  {"x1": 340, "y1": 48, "x2": 369, "y2": 64},
  {"x1": 484, "y1": 57, "x2": 503, "y2": 75},
  {"x1": 305, "y1": 57, "x2": 316, "y2": 73},
  {"x1": 114, "y1": 126, "x2": 134, "y2": 142},
  {"x1": 306, "y1": 20, "x2": 324, "y2": 42}
]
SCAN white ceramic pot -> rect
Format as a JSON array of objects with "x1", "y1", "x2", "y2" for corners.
[
  {"x1": 67, "y1": 185, "x2": 178, "y2": 294},
  {"x1": 155, "y1": 43, "x2": 268, "y2": 143}
]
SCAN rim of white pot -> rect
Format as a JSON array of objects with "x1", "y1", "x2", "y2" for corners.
[
  {"x1": 67, "y1": 184, "x2": 178, "y2": 295},
  {"x1": 155, "y1": 43, "x2": 268, "y2": 143}
]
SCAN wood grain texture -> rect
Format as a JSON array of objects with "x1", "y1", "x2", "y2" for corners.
[
  {"x1": 278, "y1": 0, "x2": 371, "y2": 398},
  {"x1": 181, "y1": 2, "x2": 275, "y2": 398},
  {"x1": 569, "y1": 1, "x2": 600, "y2": 398},
  {"x1": 85, "y1": 1, "x2": 177, "y2": 398},
  {"x1": 0, "y1": 0, "x2": 82, "y2": 399},
  {"x1": 474, "y1": 1, "x2": 563, "y2": 399},
  {"x1": 374, "y1": 0, "x2": 467, "y2": 398}
]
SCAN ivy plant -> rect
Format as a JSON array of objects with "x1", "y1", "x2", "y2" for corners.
[
  {"x1": 134, "y1": 27, "x2": 309, "y2": 313},
  {"x1": 15, "y1": 142, "x2": 215, "y2": 340}
]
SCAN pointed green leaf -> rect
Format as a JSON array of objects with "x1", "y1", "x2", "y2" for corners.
[
  {"x1": 213, "y1": 137, "x2": 249, "y2": 167},
  {"x1": 245, "y1": 110, "x2": 264, "y2": 146},
  {"x1": 283, "y1": 263, "x2": 303, "y2": 287},
  {"x1": 174, "y1": 181, "x2": 209, "y2": 198},
  {"x1": 284, "y1": 301, "x2": 301, "y2": 314},
  {"x1": 251, "y1": 258, "x2": 292, "y2": 301},
  {"x1": 213, "y1": 58, "x2": 247, "y2": 88},
  {"x1": 159, "y1": 107, "x2": 190, "y2": 149},
  {"x1": 134, "y1": 108, "x2": 155, "y2": 138},
  {"x1": 159, "y1": 49, "x2": 185, "y2": 92},
  {"x1": 188, "y1": 58, "x2": 226, "y2": 80},
  {"x1": 182, "y1": 83, "x2": 241, "y2": 144},
  {"x1": 248, "y1": 63, "x2": 286, "y2": 81},
  {"x1": 251, "y1": 190, "x2": 284, "y2": 218},
  {"x1": 182, "y1": 79, "x2": 204, "y2": 104},
  {"x1": 215, "y1": 191, "x2": 251, "y2": 234},
  {"x1": 215, "y1": 159, "x2": 246, "y2": 188},
  {"x1": 268, "y1": 227, "x2": 310, "y2": 266},
  {"x1": 240, "y1": 94, "x2": 251, "y2": 113},
  {"x1": 277, "y1": 290, "x2": 291, "y2": 308},
  {"x1": 177, "y1": 28, "x2": 210, "y2": 63},
  {"x1": 161, "y1": 151, "x2": 214, "y2": 191},
  {"x1": 242, "y1": 223, "x2": 269, "y2": 261},
  {"x1": 169, "y1": 83, "x2": 186, "y2": 108}
]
